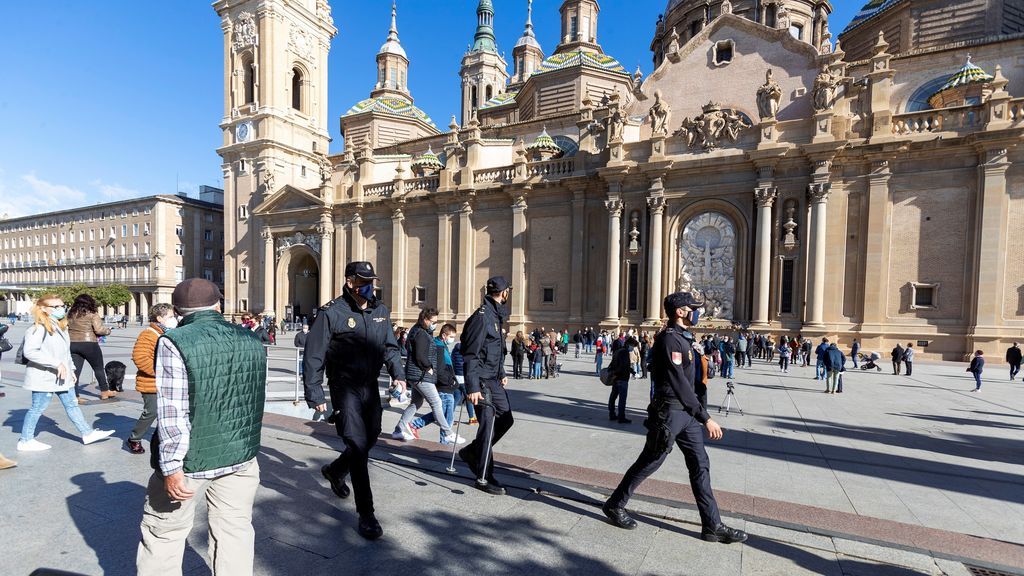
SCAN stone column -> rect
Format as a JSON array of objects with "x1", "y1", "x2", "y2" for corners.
[
  {"x1": 436, "y1": 208, "x2": 453, "y2": 318},
  {"x1": 390, "y1": 207, "x2": 407, "y2": 322},
  {"x1": 510, "y1": 194, "x2": 528, "y2": 328},
  {"x1": 261, "y1": 226, "x2": 274, "y2": 316},
  {"x1": 861, "y1": 160, "x2": 892, "y2": 333},
  {"x1": 317, "y1": 213, "x2": 334, "y2": 305},
  {"x1": 645, "y1": 194, "x2": 666, "y2": 324},
  {"x1": 568, "y1": 188, "x2": 586, "y2": 325},
  {"x1": 603, "y1": 199, "x2": 623, "y2": 325},
  {"x1": 350, "y1": 213, "x2": 364, "y2": 261},
  {"x1": 805, "y1": 183, "x2": 830, "y2": 328},
  {"x1": 969, "y1": 146, "x2": 1012, "y2": 352},
  {"x1": 752, "y1": 186, "x2": 778, "y2": 325},
  {"x1": 221, "y1": 165, "x2": 236, "y2": 316},
  {"x1": 457, "y1": 202, "x2": 476, "y2": 320},
  {"x1": 139, "y1": 292, "x2": 149, "y2": 324},
  {"x1": 128, "y1": 293, "x2": 137, "y2": 323}
]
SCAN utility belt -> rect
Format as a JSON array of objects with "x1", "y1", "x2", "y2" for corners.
[{"x1": 644, "y1": 397, "x2": 676, "y2": 455}]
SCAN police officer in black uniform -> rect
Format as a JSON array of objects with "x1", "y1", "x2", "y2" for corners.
[
  {"x1": 303, "y1": 261, "x2": 406, "y2": 540},
  {"x1": 602, "y1": 292, "x2": 748, "y2": 544},
  {"x1": 458, "y1": 276, "x2": 513, "y2": 495}
]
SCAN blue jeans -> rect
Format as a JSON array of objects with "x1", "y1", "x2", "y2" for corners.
[
  {"x1": 852, "y1": 353, "x2": 859, "y2": 368},
  {"x1": 595, "y1": 354, "x2": 604, "y2": 375},
  {"x1": 608, "y1": 379, "x2": 629, "y2": 420},
  {"x1": 21, "y1": 391, "x2": 92, "y2": 441},
  {"x1": 412, "y1": 391, "x2": 457, "y2": 442},
  {"x1": 723, "y1": 360, "x2": 734, "y2": 379},
  {"x1": 531, "y1": 361, "x2": 542, "y2": 378},
  {"x1": 973, "y1": 372, "x2": 983, "y2": 390},
  {"x1": 815, "y1": 360, "x2": 826, "y2": 379}
]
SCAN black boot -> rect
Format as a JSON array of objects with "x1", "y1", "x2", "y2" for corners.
[
  {"x1": 701, "y1": 523, "x2": 748, "y2": 544},
  {"x1": 357, "y1": 514, "x2": 383, "y2": 540},
  {"x1": 321, "y1": 464, "x2": 350, "y2": 499},
  {"x1": 458, "y1": 446, "x2": 481, "y2": 478},
  {"x1": 602, "y1": 502, "x2": 638, "y2": 530}
]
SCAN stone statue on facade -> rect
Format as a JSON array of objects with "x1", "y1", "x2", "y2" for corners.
[
  {"x1": 317, "y1": 153, "x2": 333, "y2": 185},
  {"x1": 720, "y1": 0, "x2": 733, "y2": 15},
  {"x1": 232, "y1": 12, "x2": 257, "y2": 52},
  {"x1": 262, "y1": 169, "x2": 275, "y2": 192},
  {"x1": 648, "y1": 90, "x2": 672, "y2": 136},
  {"x1": 608, "y1": 106, "x2": 625, "y2": 142},
  {"x1": 628, "y1": 214, "x2": 641, "y2": 254},
  {"x1": 676, "y1": 102, "x2": 751, "y2": 151},
  {"x1": 756, "y1": 68, "x2": 783, "y2": 120},
  {"x1": 782, "y1": 205, "x2": 798, "y2": 250},
  {"x1": 777, "y1": 4, "x2": 791, "y2": 29},
  {"x1": 812, "y1": 65, "x2": 839, "y2": 112}
]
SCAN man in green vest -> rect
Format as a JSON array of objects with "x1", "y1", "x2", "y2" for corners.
[{"x1": 137, "y1": 278, "x2": 267, "y2": 576}]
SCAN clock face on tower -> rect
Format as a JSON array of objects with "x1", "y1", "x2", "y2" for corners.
[{"x1": 235, "y1": 121, "x2": 253, "y2": 143}]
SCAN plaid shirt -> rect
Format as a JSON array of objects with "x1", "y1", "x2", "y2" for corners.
[{"x1": 155, "y1": 338, "x2": 248, "y2": 479}]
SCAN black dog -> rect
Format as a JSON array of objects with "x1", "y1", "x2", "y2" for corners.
[{"x1": 104, "y1": 361, "x2": 126, "y2": 393}]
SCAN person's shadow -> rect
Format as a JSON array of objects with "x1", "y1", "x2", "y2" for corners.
[
  {"x1": 66, "y1": 471, "x2": 206, "y2": 575},
  {"x1": 4, "y1": 408, "x2": 81, "y2": 443}
]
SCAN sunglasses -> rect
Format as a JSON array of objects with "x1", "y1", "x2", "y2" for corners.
[{"x1": 48, "y1": 305, "x2": 66, "y2": 310}]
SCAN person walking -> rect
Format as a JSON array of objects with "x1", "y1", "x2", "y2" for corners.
[
  {"x1": 639, "y1": 335, "x2": 651, "y2": 379},
  {"x1": 851, "y1": 339, "x2": 860, "y2": 369},
  {"x1": 814, "y1": 338, "x2": 829, "y2": 380},
  {"x1": 602, "y1": 292, "x2": 747, "y2": 544},
  {"x1": 293, "y1": 323, "x2": 310, "y2": 380},
  {"x1": 903, "y1": 343, "x2": 915, "y2": 377},
  {"x1": 608, "y1": 338, "x2": 635, "y2": 424},
  {"x1": 720, "y1": 337, "x2": 735, "y2": 379},
  {"x1": 891, "y1": 343, "x2": 904, "y2": 375},
  {"x1": 777, "y1": 337, "x2": 791, "y2": 373},
  {"x1": 594, "y1": 334, "x2": 606, "y2": 376},
  {"x1": 510, "y1": 331, "x2": 527, "y2": 380},
  {"x1": 67, "y1": 294, "x2": 115, "y2": 402},
  {"x1": 735, "y1": 334, "x2": 747, "y2": 369},
  {"x1": 394, "y1": 308, "x2": 460, "y2": 444},
  {"x1": 529, "y1": 340, "x2": 543, "y2": 379},
  {"x1": 452, "y1": 340, "x2": 477, "y2": 425},
  {"x1": 126, "y1": 303, "x2": 177, "y2": 455},
  {"x1": 408, "y1": 323, "x2": 466, "y2": 445},
  {"x1": 968, "y1": 350, "x2": 985, "y2": 392},
  {"x1": 1006, "y1": 342, "x2": 1021, "y2": 381},
  {"x1": 459, "y1": 276, "x2": 513, "y2": 495},
  {"x1": 303, "y1": 262, "x2": 406, "y2": 540},
  {"x1": 16, "y1": 294, "x2": 114, "y2": 452},
  {"x1": 137, "y1": 279, "x2": 266, "y2": 576},
  {"x1": 823, "y1": 341, "x2": 846, "y2": 394},
  {"x1": 573, "y1": 330, "x2": 583, "y2": 358}
]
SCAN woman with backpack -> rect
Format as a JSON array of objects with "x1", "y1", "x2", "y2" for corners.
[
  {"x1": 16, "y1": 294, "x2": 114, "y2": 452},
  {"x1": 777, "y1": 336, "x2": 792, "y2": 373}
]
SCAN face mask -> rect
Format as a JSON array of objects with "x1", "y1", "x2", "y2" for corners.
[
  {"x1": 427, "y1": 322, "x2": 436, "y2": 333},
  {"x1": 356, "y1": 283, "x2": 375, "y2": 301},
  {"x1": 162, "y1": 316, "x2": 179, "y2": 329},
  {"x1": 50, "y1": 308, "x2": 66, "y2": 320},
  {"x1": 689, "y1": 309, "x2": 701, "y2": 327},
  {"x1": 446, "y1": 336, "x2": 456, "y2": 345}
]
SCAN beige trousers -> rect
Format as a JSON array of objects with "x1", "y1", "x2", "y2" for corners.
[{"x1": 137, "y1": 458, "x2": 260, "y2": 576}]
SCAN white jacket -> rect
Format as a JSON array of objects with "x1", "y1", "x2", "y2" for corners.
[{"x1": 22, "y1": 322, "x2": 75, "y2": 393}]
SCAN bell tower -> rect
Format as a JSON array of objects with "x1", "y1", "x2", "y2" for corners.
[
  {"x1": 555, "y1": 0, "x2": 602, "y2": 54},
  {"x1": 459, "y1": 0, "x2": 510, "y2": 125},
  {"x1": 213, "y1": 0, "x2": 336, "y2": 317}
]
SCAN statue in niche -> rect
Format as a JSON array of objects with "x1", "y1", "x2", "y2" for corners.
[
  {"x1": 262, "y1": 169, "x2": 276, "y2": 192},
  {"x1": 648, "y1": 90, "x2": 672, "y2": 136},
  {"x1": 812, "y1": 65, "x2": 839, "y2": 112},
  {"x1": 756, "y1": 68, "x2": 783, "y2": 120},
  {"x1": 721, "y1": 0, "x2": 733, "y2": 15},
  {"x1": 628, "y1": 214, "x2": 641, "y2": 254},
  {"x1": 318, "y1": 153, "x2": 333, "y2": 185},
  {"x1": 608, "y1": 106, "x2": 625, "y2": 142}
]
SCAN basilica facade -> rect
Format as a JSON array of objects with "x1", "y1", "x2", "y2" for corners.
[{"x1": 213, "y1": 0, "x2": 1024, "y2": 360}]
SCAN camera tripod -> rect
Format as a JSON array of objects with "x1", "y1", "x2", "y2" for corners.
[{"x1": 718, "y1": 382, "x2": 743, "y2": 416}]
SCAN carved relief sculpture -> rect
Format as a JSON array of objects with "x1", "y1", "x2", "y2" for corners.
[
  {"x1": 276, "y1": 231, "x2": 322, "y2": 259},
  {"x1": 782, "y1": 205, "x2": 798, "y2": 250},
  {"x1": 262, "y1": 169, "x2": 275, "y2": 192},
  {"x1": 317, "y1": 153, "x2": 333, "y2": 185},
  {"x1": 756, "y1": 69, "x2": 783, "y2": 120},
  {"x1": 628, "y1": 213, "x2": 641, "y2": 254},
  {"x1": 679, "y1": 212, "x2": 736, "y2": 320},
  {"x1": 289, "y1": 26, "x2": 314, "y2": 61},
  {"x1": 648, "y1": 90, "x2": 672, "y2": 136},
  {"x1": 720, "y1": 0, "x2": 733, "y2": 15},
  {"x1": 675, "y1": 102, "x2": 751, "y2": 151},
  {"x1": 233, "y1": 11, "x2": 257, "y2": 52},
  {"x1": 812, "y1": 65, "x2": 839, "y2": 112}
]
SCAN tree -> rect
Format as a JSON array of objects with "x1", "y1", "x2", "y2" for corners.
[{"x1": 25, "y1": 284, "x2": 132, "y2": 308}]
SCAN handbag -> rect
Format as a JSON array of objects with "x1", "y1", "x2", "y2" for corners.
[
  {"x1": 599, "y1": 367, "x2": 612, "y2": 386},
  {"x1": 0, "y1": 337, "x2": 12, "y2": 354}
]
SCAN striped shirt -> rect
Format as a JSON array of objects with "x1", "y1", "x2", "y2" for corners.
[{"x1": 155, "y1": 337, "x2": 247, "y2": 479}]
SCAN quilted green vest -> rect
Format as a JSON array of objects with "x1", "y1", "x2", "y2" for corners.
[{"x1": 161, "y1": 310, "x2": 266, "y2": 474}]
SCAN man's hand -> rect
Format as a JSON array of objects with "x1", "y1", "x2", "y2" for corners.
[
  {"x1": 467, "y1": 392, "x2": 483, "y2": 405},
  {"x1": 705, "y1": 419, "x2": 723, "y2": 441},
  {"x1": 500, "y1": 377, "x2": 508, "y2": 387},
  {"x1": 393, "y1": 380, "x2": 407, "y2": 394},
  {"x1": 56, "y1": 363, "x2": 68, "y2": 381},
  {"x1": 164, "y1": 471, "x2": 195, "y2": 502},
  {"x1": 315, "y1": 403, "x2": 327, "y2": 413}
]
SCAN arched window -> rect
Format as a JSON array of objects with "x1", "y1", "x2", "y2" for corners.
[
  {"x1": 291, "y1": 67, "x2": 303, "y2": 111},
  {"x1": 485, "y1": 85, "x2": 493, "y2": 102},
  {"x1": 905, "y1": 76, "x2": 952, "y2": 112},
  {"x1": 471, "y1": 86, "x2": 478, "y2": 110},
  {"x1": 766, "y1": 5, "x2": 778, "y2": 28},
  {"x1": 243, "y1": 57, "x2": 255, "y2": 104}
]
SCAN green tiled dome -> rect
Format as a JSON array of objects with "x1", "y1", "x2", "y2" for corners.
[{"x1": 344, "y1": 96, "x2": 436, "y2": 128}]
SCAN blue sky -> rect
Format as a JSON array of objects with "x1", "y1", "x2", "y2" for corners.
[{"x1": 0, "y1": 1, "x2": 857, "y2": 218}]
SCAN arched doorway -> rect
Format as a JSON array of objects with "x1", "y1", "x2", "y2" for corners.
[
  {"x1": 678, "y1": 211, "x2": 738, "y2": 321},
  {"x1": 276, "y1": 245, "x2": 320, "y2": 324}
]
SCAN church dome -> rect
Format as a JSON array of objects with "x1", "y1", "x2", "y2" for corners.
[
  {"x1": 934, "y1": 56, "x2": 994, "y2": 93},
  {"x1": 527, "y1": 127, "x2": 562, "y2": 153},
  {"x1": 843, "y1": 0, "x2": 900, "y2": 34},
  {"x1": 535, "y1": 49, "x2": 628, "y2": 76},
  {"x1": 344, "y1": 96, "x2": 436, "y2": 128}
]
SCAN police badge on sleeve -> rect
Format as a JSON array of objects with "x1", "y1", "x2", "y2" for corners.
[{"x1": 672, "y1": 351, "x2": 683, "y2": 365}]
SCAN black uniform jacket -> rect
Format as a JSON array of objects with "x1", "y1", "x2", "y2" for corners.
[
  {"x1": 653, "y1": 324, "x2": 711, "y2": 424},
  {"x1": 302, "y1": 287, "x2": 405, "y2": 408},
  {"x1": 460, "y1": 296, "x2": 507, "y2": 395}
]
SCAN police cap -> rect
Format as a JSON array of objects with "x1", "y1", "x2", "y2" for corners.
[
  {"x1": 664, "y1": 291, "x2": 704, "y2": 317},
  {"x1": 344, "y1": 261, "x2": 378, "y2": 279},
  {"x1": 486, "y1": 276, "x2": 512, "y2": 294}
]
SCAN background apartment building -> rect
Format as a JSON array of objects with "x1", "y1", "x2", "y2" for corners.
[{"x1": 0, "y1": 186, "x2": 224, "y2": 319}]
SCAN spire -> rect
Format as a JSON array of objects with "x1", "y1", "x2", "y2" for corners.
[
  {"x1": 379, "y1": 0, "x2": 406, "y2": 59},
  {"x1": 515, "y1": 0, "x2": 543, "y2": 50},
  {"x1": 472, "y1": 0, "x2": 498, "y2": 53}
]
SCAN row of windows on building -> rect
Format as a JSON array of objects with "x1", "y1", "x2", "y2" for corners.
[
  {"x1": 3, "y1": 223, "x2": 151, "y2": 249},
  {"x1": 2, "y1": 242, "x2": 224, "y2": 267},
  {"x1": 0, "y1": 266, "x2": 222, "y2": 286},
  {"x1": 0, "y1": 206, "x2": 153, "y2": 236}
]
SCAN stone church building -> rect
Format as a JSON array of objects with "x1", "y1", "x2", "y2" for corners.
[{"x1": 213, "y1": 0, "x2": 1024, "y2": 360}]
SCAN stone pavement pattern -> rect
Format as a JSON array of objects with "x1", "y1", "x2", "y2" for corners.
[{"x1": 1, "y1": 323, "x2": 1022, "y2": 574}]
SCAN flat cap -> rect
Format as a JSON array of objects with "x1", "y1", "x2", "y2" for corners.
[
  {"x1": 344, "y1": 261, "x2": 378, "y2": 279},
  {"x1": 172, "y1": 278, "x2": 223, "y2": 309},
  {"x1": 486, "y1": 276, "x2": 512, "y2": 293},
  {"x1": 663, "y1": 291, "x2": 704, "y2": 316}
]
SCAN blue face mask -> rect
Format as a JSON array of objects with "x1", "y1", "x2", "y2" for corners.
[
  {"x1": 50, "y1": 309, "x2": 66, "y2": 321},
  {"x1": 689, "y1": 309, "x2": 701, "y2": 327},
  {"x1": 356, "y1": 283, "x2": 375, "y2": 301}
]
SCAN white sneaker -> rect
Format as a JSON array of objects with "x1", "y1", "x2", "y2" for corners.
[
  {"x1": 391, "y1": 424, "x2": 415, "y2": 442},
  {"x1": 443, "y1": 434, "x2": 468, "y2": 445},
  {"x1": 82, "y1": 429, "x2": 114, "y2": 445},
  {"x1": 17, "y1": 439, "x2": 52, "y2": 452}
]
